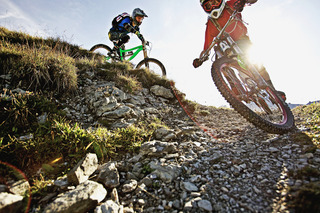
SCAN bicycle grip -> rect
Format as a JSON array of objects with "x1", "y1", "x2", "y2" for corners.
[{"x1": 193, "y1": 58, "x2": 203, "y2": 68}]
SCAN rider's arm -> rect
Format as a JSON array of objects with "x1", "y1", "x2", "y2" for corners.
[
  {"x1": 123, "y1": 23, "x2": 145, "y2": 42},
  {"x1": 203, "y1": 19, "x2": 220, "y2": 54},
  {"x1": 123, "y1": 23, "x2": 138, "y2": 34},
  {"x1": 246, "y1": 0, "x2": 257, "y2": 4}
]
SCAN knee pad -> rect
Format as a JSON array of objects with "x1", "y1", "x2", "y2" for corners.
[
  {"x1": 120, "y1": 35, "x2": 130, "y2": 43},
  {"x1": 108, "y1": 31, "x2": 119, "y2": 42}
]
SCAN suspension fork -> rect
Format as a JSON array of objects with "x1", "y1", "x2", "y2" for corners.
[
  {"x1": 143, "y1": 42, "x2": 148, "y2": 59},
  {"x1": 142, "y1": 42, "x2": 149, "y2": 67},
  {"x1": 244, "y1": 63, "x2": 269, "y2": 89}
]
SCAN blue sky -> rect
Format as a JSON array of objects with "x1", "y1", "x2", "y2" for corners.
[{"x1": 1, "y1": 0, "x2": 319, "y2": 106}]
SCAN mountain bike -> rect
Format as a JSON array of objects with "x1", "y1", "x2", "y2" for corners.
[
  {"x1": 195, "y1": 0, "x2": 295, "y2": 134},
  {"x1": 90, "y1": 38, "x2": 166, "y2": 77}
]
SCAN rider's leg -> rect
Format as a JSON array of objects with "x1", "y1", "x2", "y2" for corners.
[
  {"x1": 113, "y1": 34, "x2": 130, "y2": 57},
  {"x1": 108, "y1": 31, "x2": 120, "y2": 56},
  {"x1": 116, "y1": 34, "x2": 130, "y2": 49},
  {"x1": 236, "y1": 36, "x2": 252, "y2": 56},
  {"x1": 108, "y1": 31, "x2": 130, "y2": 56}
]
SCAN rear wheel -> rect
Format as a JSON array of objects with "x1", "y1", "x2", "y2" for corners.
[
  {"x1": 89, "y1": 44, "x2": 116, "y2": 62},
  {"x1": 211, "y1": 56, "x2": 295, "y2": 134},
  {"x1": 136, "y1": 58, "x2": 166, "y2": 77}
]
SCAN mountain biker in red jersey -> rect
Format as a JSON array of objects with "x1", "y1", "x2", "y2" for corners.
[
  {"x1": 193, "y1": 0, "x2": 286, "y2": 99},
  {"x1": 108, "y1": 8, "x2": 147, "y2": 55}
]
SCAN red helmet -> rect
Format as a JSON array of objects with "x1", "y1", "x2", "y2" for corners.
[{"x1": 200, "y1": 0, "x2": 226, "y2": 19}]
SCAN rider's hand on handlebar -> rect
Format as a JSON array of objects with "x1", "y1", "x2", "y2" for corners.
[{"x1": 193, "y1": 58, "x2": 203, "y2": 68}]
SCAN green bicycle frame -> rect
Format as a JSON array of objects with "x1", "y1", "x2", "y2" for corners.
[{"x1": 106, "y1": 45, "x2": 144, "y2": 61}]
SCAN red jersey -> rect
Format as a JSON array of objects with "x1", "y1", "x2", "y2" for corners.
[{"x1": 203, "y1": 0, "x2": 248, "y2": 51}]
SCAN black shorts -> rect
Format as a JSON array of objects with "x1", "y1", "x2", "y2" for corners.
[{"x1": 108, "y1": 31, "x2": 130, "y2": 43}]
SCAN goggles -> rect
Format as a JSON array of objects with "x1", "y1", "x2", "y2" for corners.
[{"x1": 202, "y1": 0, "x2": 222, "y2": 12}]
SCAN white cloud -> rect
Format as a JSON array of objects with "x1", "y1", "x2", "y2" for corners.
[
  {"x1": 1, "y1": 0, "x2": 28, "y2": 21},
  {"x1": 0, "y1": 0, "x2": 47, "y2": 36}
]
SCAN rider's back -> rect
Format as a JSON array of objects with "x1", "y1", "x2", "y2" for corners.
[{"x1": 110, "y1": 14, "x2": 131, "y2": 33}]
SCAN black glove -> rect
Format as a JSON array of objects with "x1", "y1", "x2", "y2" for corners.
[
  {"x1": 234, "y1": 0, "x2": 246, "y2": 12},
  {"x1": 134, "y1": 26, "x2": 140, "y2": 32},
  {"x1": 246, "y1": 0, "x2": 257, "y2": 4},
  {"x1": 193, "y1": 58, "x2": 203, "y2": 68},
  {"x1": 137, "y1": 34, "x2": 145, "y2": 42}
]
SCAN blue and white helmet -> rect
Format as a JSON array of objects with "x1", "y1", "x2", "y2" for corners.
[{"x1": 132, "y1": 8, "x2": 148, "y2": 26}]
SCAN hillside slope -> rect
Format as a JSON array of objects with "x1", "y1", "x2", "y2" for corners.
[{"x1": 1, "y1": 27, "x2": 320, "y2": 213}]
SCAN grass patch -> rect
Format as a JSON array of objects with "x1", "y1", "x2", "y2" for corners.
[
  {"x1": 293, "y1": 103, "x2": 320, "y2": 147},
  {"x1": 287, "y1": 103, "x2": 320, "y2": 212},
  {"x1": 287, "y1": 182, "x2": 320, "y2": 213},
  {"x1": 0, "y1": 27, "x2": 101, "y2": 94},
  {"x1": 0, "y1": 40, "x2": 78, "y2": 93},
  {"x1": 0, "y1": 89, "x2": 62, "y2": 138},
  {"x1": 97, "y1": 62, "x2": 172, "y2": 93},
  {"x1": 115, "y1": 73, "x2": 142, "y2": 93},
  {"x1": 1, "y1": 113, "x2": 162, "y2": 177},
  {"x1": 0, "y1": 27, "x2": 88, "y2": 58},
  {"x1": 289, "y1": 166, "x2": 320, "y2": 180}
]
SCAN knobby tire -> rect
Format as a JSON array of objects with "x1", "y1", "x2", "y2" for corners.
[
  {"x1": 90, "y1": 44, "x2": 114, "y2": 61},
  {"x1": 211, "y1": 57, "x2": 295, "y2": 134},
  {"x1": 136, "y1": 58, "x2": 166, "y2": 77},
  {"x1": 90, "y1": 44, "x2": 112, "y2": 53}
]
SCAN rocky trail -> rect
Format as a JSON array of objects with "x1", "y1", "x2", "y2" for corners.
[{"x1": 1, "y1": 67, "x2": 319, "y2": 213}]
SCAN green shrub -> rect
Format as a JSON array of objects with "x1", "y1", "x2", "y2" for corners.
[
  {"x1": 0, "y1": 42, "x2": 78, "y2": 92},
  {"x1": 288, "y1": 182, "x2": 320, "y2": 212},
  {"x1": 293, "y1": 103, "x2": 320, "y2": 147},
  {"x1": 0, "y1": 27, "x2": 88, "y2": 58},
  {"x1": 116, "y1": 73, "x2": 142, "y2": 93},
  {"x1": 0, "y1": 89, "x2": 60, "y2": 137},
  {"x1": 97, "y1": 62, "x2": 172, "y2": 92}
]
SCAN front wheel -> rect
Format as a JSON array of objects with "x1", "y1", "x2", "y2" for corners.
[
  {"x1": 211, "y1": 56, "x2": 295, "y2": 134},
  {"x1": 136, "y1": 58, "x2": 166, "y2": 77}
]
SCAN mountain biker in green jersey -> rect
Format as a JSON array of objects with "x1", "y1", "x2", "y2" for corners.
[{"x1": 108, "y1": 8, "x2": 147, "y2": 56}]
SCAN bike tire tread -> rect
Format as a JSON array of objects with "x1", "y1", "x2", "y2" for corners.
[{"x1": 211, "y1": 57, "x2": 295, "y2": 134}]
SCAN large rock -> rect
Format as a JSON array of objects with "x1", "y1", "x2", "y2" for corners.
[
  {"x1": 101, "y1": 105, "x2": 133, "y2": 119},
  {"x1": 67, "y1": 153, "x2": 98, "y2": 185},
  {"x1": 148, "y1": 161, "x2": 181, "y2": 183},
  {"x1": 0, "y1": 192, "x2": 23, "y2": 213},
  {"x1": 121, "y1": 179, "x2": 138, "y2": 193},
  {"x1": 43, "y1": 180, "x2": 107, "y2": 213},
  {"x1": 150, "y1": 85, "x2": 174, "y2": 99},
  {"x1": 94, "y1": 200, "x2": 124, "y2": 213},
  {"x1": 8, "y1": 180, "x2": 30, "y2": 196},
  {"x1": 96, "y1": 162, "x2": 120, "y2": 188},
  {"x1": 95, "y1": 96, "x2": 119, "y2": 116},
  {"x1": 140, "y1": 140, "x2": 178, "y2": 157},
  {"x1": 154, "y1": 127, "x2": 176, "y2": 141}
]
